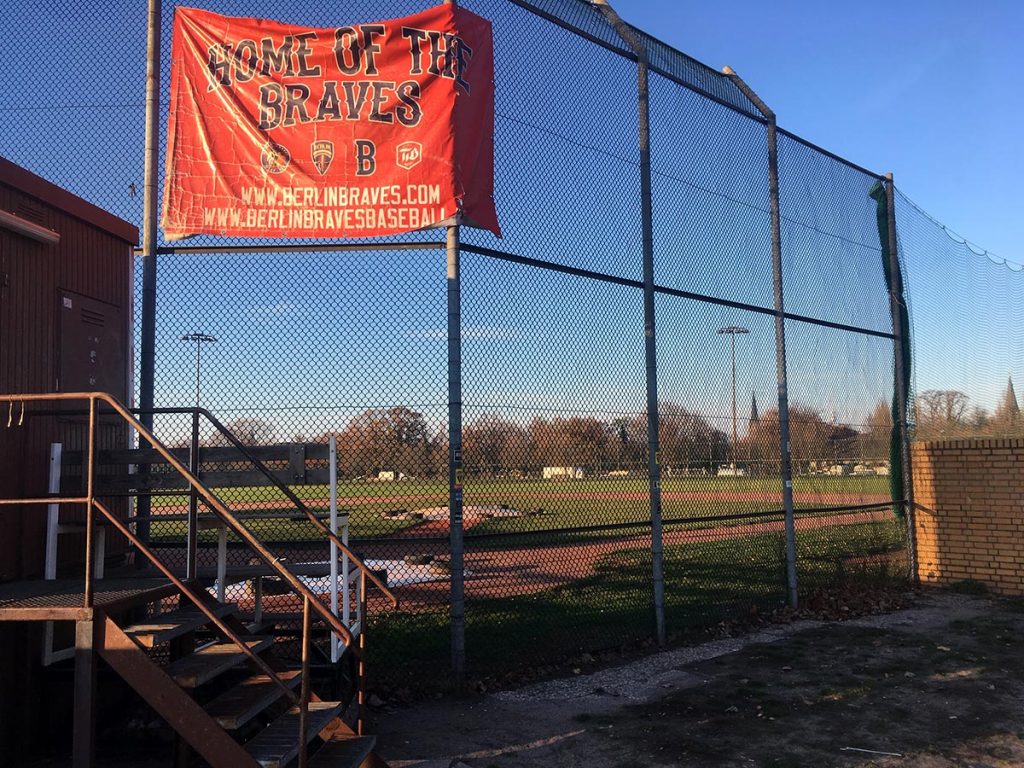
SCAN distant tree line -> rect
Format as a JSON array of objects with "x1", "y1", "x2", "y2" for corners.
[
  {"x1": 185, "y1": 379, "x2": 1022, "y2": 478},
  {"x1": 913, "y1": 378, "x2": 1021, "y2": 440}
]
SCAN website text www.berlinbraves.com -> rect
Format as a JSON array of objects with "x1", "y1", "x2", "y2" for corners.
[{"x1": 203, "y1": 183, "x2": 444, "y2": 230}]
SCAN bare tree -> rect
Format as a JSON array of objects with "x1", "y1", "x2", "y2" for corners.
[
  {"x1": 338, "y1": 407, "x2": 437, "y2": 477},
  {"x1": 463, "y1": 414, "x2": 529, "y2": 476},
  {"x1": 630, "y1": 402, "x2": 727, "y2": 473},
  {"x1": 528, "y1": 416, "x2": 612, "y2": 473},
  {"x1": 860, "y1": 399, "x2": 892, "y2": 460},
  {"x1": 747, "y1": 404, "x2": 835, "y2": 471},
  {"x1": 915, "y1": 390, "x2": 970, "y2": 439},
  {"x1": 204, "y1": 416, "x2": 277, "y2": 446}
]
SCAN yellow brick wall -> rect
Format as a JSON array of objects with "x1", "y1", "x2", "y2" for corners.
[{"x1": 912, "y1": 439, "x2": 1024, "y2": 595}]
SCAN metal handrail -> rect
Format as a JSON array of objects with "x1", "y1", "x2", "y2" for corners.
[
  {"x1": 298, "y1": 596, "x2": 311, "y2": 768},
  {"x1": 140, "y1": 406, "x2": 399, "y2": 608},
  {"x1": 0, "y1": 392, "x2": 389, "y2": 651},
  {"x1": 39, "y1": 402, "x2": 401, "y2": 610},
  {"x1": 92, "y1": 499, "x2": 298, "y2": 702},
  {"x1": 0, "y1": 392, "x2": 298, "y2": 702},
  {"x1": 0, "y1": 391, "x2": 398, "y2": 757}
]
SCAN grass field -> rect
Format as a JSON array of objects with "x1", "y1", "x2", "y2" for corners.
[
  {"x1": 148, "y1": 475, "x2": 891, "y2": 544},
  {"x1": 366, "y1": 518, "x2": 907, "y2": 689}
]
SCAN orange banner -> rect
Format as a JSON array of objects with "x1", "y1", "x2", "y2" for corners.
[{"x1": 161, "y1": 4, "x2": 499, "y2": 241}]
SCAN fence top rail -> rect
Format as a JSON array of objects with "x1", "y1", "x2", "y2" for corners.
[{"x1": 507, "y1": 0, "x2": 761, "y2": 120}]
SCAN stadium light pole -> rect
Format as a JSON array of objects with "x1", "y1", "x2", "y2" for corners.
[
  {"x1": 718, "y1": 325, "x2": 749, "y2": 469},
  {"x1": 181, "y1": 332, "x2": 217, "y2": 408}
]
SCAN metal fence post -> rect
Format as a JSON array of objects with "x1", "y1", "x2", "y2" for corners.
[
  {"x1": 884, "y1": 172, "x2": 917, "y2": 582},
  {"x1": 443, "y1": 0, "x2": 466, "y2": 688},
  {"x1": 445, "y1": 227, "x2": 465, "y2": 683},
  {"x1": 447, "y1": 222, "x2": 465, "y2": 682},
  {"x1": 137, "y1": 0, "x2": 162, "y2": 548},
  {"x1": 722, "y1": 67, "x2": 798, "y2": 608},
  {"x1": 593, "y1": 0, "x2": 665, "y2": 645}
]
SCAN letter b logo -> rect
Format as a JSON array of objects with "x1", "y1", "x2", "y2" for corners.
[{"x1": 354, "y1": 140, "x2": 376, "y2": 177}]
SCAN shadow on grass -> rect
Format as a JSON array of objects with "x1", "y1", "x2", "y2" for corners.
[{"x1": 367, "y1": 519, "x2": 908, "y2": 690}]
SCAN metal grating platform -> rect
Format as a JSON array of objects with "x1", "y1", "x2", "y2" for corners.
[{"x1": 0, "y1": 578, "x2": 178, "y2": 621}]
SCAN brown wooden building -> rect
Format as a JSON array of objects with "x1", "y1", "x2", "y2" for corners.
[
  {"x1": 0, "y1": 156, "x2": 137, "y2": 759},
  {"x1": 0, "y1": 156, "x2": 137, "y2": 579}
]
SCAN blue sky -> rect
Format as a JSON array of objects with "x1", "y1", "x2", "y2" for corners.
[
  {"x1": 6, "y1": 0, "x2": 1019, "y2": 262},
  {"x1": 2, "y1": 0, "x2": 1020, "y2": 440},
  {"x1": 130, "y1": 1, "x2": 1024, "y2": 436},
  {"x1": 617, "y1": 0, "x2": 1024, "y2": 264}
]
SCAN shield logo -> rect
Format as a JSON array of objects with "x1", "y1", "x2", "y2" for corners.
[
  {"x1": 311, "y1": 140, "x2": 334, "y2": 176},
  {"x1": 396, "y1": 141, "x2": 423, "y2": 170},
  {"x1": 260, "y1": 142, "x2": 291, "y2": 174}
]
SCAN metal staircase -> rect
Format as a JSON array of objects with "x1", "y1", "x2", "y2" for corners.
[
  {"x1": 92, "y1": 591, "x2": 375, "y2": 767},
  {"x1": 0, "y1": 392, "x2": 399, "y2": 768}
]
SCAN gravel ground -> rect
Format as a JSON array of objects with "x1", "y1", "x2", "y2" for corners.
[{"x1": 371, "y1": 589, "x2": 1023, "y2": 768}]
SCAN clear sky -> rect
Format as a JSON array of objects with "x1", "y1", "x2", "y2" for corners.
[
  {"x1": 130, "y1": 0, "x2": 1021, "y2": 437},
  {"x1": 617, "y1": 0, "x2": 1024, "y2": 264},
  {"x1": 2, "y1": 0, "x2": 1020, "y2": 441}
]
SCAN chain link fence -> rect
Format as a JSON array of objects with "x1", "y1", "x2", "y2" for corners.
[
  {"x1": 897, "y1": 192, "x2": 1024, "y2": 441},
  {"x1": 2, "y1": 0, "x2": 924, "y2": 688}
]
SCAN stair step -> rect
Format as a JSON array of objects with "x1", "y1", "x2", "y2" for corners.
[
  {"x1": 243, "y1": 615, "x2": 359, "y2": 639},
  {"x1": 123, "y1": 603, "x2": 237, "y2": 648},
  {"x1": 167, "y1": 637, "x2": 273, "y2": 688},
  {"x1": 308, "y1": 735, "x2": 377, "y2": 768},
  {"x1": 205, "y1": 670, "x2": 302, "y2": 730},
  {"x1": 246, "y1": 620, "x2": 277, "y2": 636},
  {"x1": 244, "y1": 701, "x2": 344, "y2": 768}
]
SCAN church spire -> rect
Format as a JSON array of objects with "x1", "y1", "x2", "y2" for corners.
[
  {"x1": 750, "y1": 392, "x2": 760, "y2": 427},
  {"x1": 1007, "y1": 376, "x2": 1019, "y2": 412},
  {"x1": 998, "y1": 375, "x2": 1020, "y2": 419}
]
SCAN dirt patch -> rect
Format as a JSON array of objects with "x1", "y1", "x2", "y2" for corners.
[
  {"x1": 229, "y1": 510, "x2": 891, "y2": 616},
  {"x1": 602, "y1": 621, "x2": 1023, "y2": 766},
  {"x1": 372, "y1": 590, "x2": 1024, "y2": 767},
  {"x1": 355, "y1": 510, "x2": 890, "y2": 611},
  {"x1": 151, "y1": 490, "x2": 888, "y2": 515}
]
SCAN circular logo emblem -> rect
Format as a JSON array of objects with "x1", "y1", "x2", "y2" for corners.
[{"x1": 260, "y1": 142, "x2": 291, "y2": 174}]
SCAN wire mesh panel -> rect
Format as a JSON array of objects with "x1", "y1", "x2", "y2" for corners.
[
  {"x1": 459, "y1": 251, "x2": 649, "y2": 675},
  {"x1": 650, "y1": 72, "x2": 774, "y2": 309},
  {"x1": 0, "y1": 1, "x2": 146, "y2": 223},
  {"x1": 897, "y1": 192, "x2": 1024, "y2": 439},
  {"x1": 134, "y1": 246, "x2": 452, "y2": 676},
  {"x1": 782, "y1": 322, "x2": 897, "y2": 493},
  {"x1": 782, "y1": 321, "x2": 905, "y2": 590},
  {"x1": 794, "y1": 510, "x2": 908, "y2": 600},
  {"x1": 462, "y1": 0, "x2": 644, "y2": 281},
  {"x1": 656, "y1": 300, "x2": 788, "y2": 629},
  {"x1": 777, "y1": 133, "x2": 892, "y2": 335}
]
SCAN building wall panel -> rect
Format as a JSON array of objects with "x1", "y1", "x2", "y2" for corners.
[{"x1": 0, "y1": 162, "x2": 137, "y2": 580}]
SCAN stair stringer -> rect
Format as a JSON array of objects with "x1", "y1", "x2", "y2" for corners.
[
  {"x1": 313, "y1": 713, "x2": 389, "y2": 768},
  {"x1": 96, "y1": 613, "x2": 261, "y2": 768}
]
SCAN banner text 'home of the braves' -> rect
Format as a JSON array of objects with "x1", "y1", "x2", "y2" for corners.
[{"x1": 161, "y1": 4, "x2": 499, "y2": 240}]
